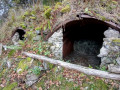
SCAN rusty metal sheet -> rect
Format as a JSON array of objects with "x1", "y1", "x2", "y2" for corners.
[{"x1": 45, "y1": 13, "x2": 120, "y2": 40}]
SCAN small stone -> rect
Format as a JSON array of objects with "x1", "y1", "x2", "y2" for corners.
[
  {"x1": 7, "y1": 61, "x2": 11, "y2": 68},
  {"x1": 109, "y1": 46, "x2": 119, "y2": 52},
  {"x1": 50, "y1": 46, "x2": 55, "y2": 51},
  {"x1": 35, "y1": 30, "x2": 40, "y2": 35},
  {"x1": 0, "y1": 43, "x2": 2, "y2": 55},
  {"x1": 26, "y1": 73, "x2": 39, "y2": 81},
  {"x1": 68, "y1": 79, "x2": 73, "y2": 82},
  {"x1": 97, "y1": 47, "x2": 109, "y2": 57},
  {"x1": 17, "y1": 69, "x2": 22, "y2": 73},
  {"x1": 108, "y1": 64, "x2": 120, "y2": 74},
  {"x1": 116, "y1": 57, "x2": 120, "y2": 65},
  {"x1": 100, "y1": 57, "x2": 113, "y2": 68},
  {"x1": 104, "y1": 28, "x2": 119, "y2": 38},
  {"x1": 26, "y1": 73, "x2": 39, "y2": 86},
  {"x1": 101, "y1": 57, "x2": 113, "y2": 64},
  {"x1": 42, "y1": 61, "x2": 48, "y2": 70},
  {"x1": 12, "y1": 32, "x2": 20, "y2": 45},
  {"x1": 3, "y1": 45, "x2": 7, "y2": 51},
  {"x1": 55, "y1": 66, "x2": 62, "y2": 73},
  {"x1": 103, "y1": 38, "x2": 113, "y2": 42},
  {"x1": 26, "y1": 80, "x2": 36, "y2": 86}
]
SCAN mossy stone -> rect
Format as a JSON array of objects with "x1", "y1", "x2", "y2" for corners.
[
  {"x1": 61, "y1": 5, "x2": 71, "y2": 13},
  {"x1": 17, "y1": 57, "x2": 32, "y2": 74}
]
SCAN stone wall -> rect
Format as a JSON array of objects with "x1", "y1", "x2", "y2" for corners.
[
  {"x1": 48, "y1": 27, "x2": 120, "y2": 74},
  {"x1": 98, "y1": 27, "x2": 120, "y2": 73},
  {"x1": 48, "y1": 28, "x2": 63, "y2": 59}
]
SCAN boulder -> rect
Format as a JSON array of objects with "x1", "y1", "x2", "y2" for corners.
[
  {"x1": 26, "y1": 73, "x2": 39, "y2": 86},
  {"x1": 97, "y1": 47, "x2": 109, "y2": 57},
  {"x1": 104, "y1": 28, "x2": 119, "y2": 38}
]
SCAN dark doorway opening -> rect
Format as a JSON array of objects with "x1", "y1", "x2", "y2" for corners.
[
  {"x1": 63, "y1": 18, "x2": 109, "y2": 68},
  {"x1": 12, "y1": 28, "x2": 26, "y2": 40}
]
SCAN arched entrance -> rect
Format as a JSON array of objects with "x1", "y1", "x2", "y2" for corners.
[{"x1": 63, "y1": 18, "x2": 118, "y2": 68}]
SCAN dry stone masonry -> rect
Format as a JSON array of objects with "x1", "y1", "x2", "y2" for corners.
[
  {"x1": 48, "y1": 28, "x2": 63, "y2": 59},
  {"x1": 98, "y1": 27, "x2": 120, "y2": 73}
]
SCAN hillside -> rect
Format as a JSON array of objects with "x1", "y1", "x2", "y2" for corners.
[{"x1": 0, "y1": 0, "x2": 120, "y2": 89}]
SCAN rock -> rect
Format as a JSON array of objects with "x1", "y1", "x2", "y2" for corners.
[
  {"x1": 48, "y1": 28, "x2": 63, "y2": 59},
  {"x1": 116, "y1": 57, "x2": 120, "y2": 65},
  {"x1": 100, "y1": 57, "x2": 113, "y2": 66},
  {"x1": 43, "y1": 61, "x2": 48, "y2": 70},
  {"x1": 109, "y1": 46, "x2": 119, "y2": 52},
  {"x1": 0, "y1": 43, "x2": 2, "y2": 55},
  {"x1": 68, "y1": 79, "x2": 73, "y2": 82},
  {"x1": 7, "y1": 61, "x2": 11, "y2": 68},
  {"x1": 100, "y1": 57, "x2": 113, "y2": 68},
  {"x1": 33, "y1": 35, "x2": 42, "y2": 41},
  {"x1": 26, "y1": 73, "x2": 39, "y2": 81},
  {"x1": 3, "y1": 45, "x2": 7, "y2": 50},
  {"x1": 35, "y1": 30, "x2": 40, "y2": 35},
  {"x1": 26, "y1": 80, "x2": 37, "y2": 86},
  {"x1": 104, "y1": 28, "x2": 119, "y2": 38},
  {"x1": 97, "y1": 47, "x2": 109, "y2": 57},
  {"x1": 17, "y1": 69, "x2": 22, "y2": 73},
  {"x1": 103, "y1": 38, "x2": 113, "y2": 42},
  {"x1": 50, "y1": 46, "x2": 55, "y2": 52},
  {"x1": 26, "y1": 73, "x2": 39, "y2": 86},
  {"x1": 12, "y1": 32, "x2": 20, "y2": 45},
  {"x1": 108, "y1": 64, "x2": 120, "y2": 74},
  {"x1": 55, "y1": 66, "x2": 62, "y2": 73}
]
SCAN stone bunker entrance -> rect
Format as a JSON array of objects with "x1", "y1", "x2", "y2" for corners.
[{"x1": 62, "y1": 17, "x2": 120, "y2": 68}]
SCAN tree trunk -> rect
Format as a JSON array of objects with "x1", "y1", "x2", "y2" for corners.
[{"x1": 22, "y1": 52, "x2": 120, "y2": 80}]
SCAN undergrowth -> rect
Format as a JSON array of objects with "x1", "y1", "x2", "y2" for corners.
[{"x1": 0, "y1": 0, "x2": 120, "y2": 89}]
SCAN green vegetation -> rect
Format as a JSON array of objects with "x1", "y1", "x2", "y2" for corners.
[
  {"x1": 0, "y1": 0, "x2": 120, "y2": 89},
  {"x1": 44, "y1": 8, "x2": 52, "y2": 19},
  {"x1": 32, "y1": 67, "x2": 116, "y2": 90},
  {"x1": 3, "y1": 82, "x2": 18, "y2": 90},
  {"x1": 31, "y1": 66, "x2": 41, "y2": 75},
  {"x1": 61, "y1": 5, "x2": 71, "y2": 13},
  {"x1": 17, "y1": 57, "x2": 32, "y2": 73}
]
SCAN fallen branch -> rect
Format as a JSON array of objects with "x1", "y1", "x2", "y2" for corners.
[{"x1": 22, "y1": 52, "x2": 120, "y2": 80}]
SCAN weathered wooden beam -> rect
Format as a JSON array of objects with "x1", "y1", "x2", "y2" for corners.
[{"x1": 22, "y1": 52, "x2": 120, "y2": 80}]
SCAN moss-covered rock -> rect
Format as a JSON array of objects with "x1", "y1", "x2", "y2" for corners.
[
  {"x1": 17, "y1": 57, "x2": 33, "y2": 74},
  {"x1": 112, "y1": 39, "x2": 120, "y2": 43},
  {"x1": 61, "y1": 5, "x2": 70, "y2": 13},
  {"x1": 55, "y1": 2, "x2": 62, "y2": 10}
]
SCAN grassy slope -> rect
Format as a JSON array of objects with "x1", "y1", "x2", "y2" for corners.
[{"x1": 0, "y1": 0, "x2": 120, "y2": 89}]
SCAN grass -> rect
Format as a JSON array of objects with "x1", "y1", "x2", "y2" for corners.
[
  {"x1": 0, "y1": 0, "x2": 120, "y2": 89},
  {"x1": 1, "y1": 0, "x2": 119, "y2": 44},
  {"x1": 28, "y1": 67, "x2": 119, "y2": 90}
]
